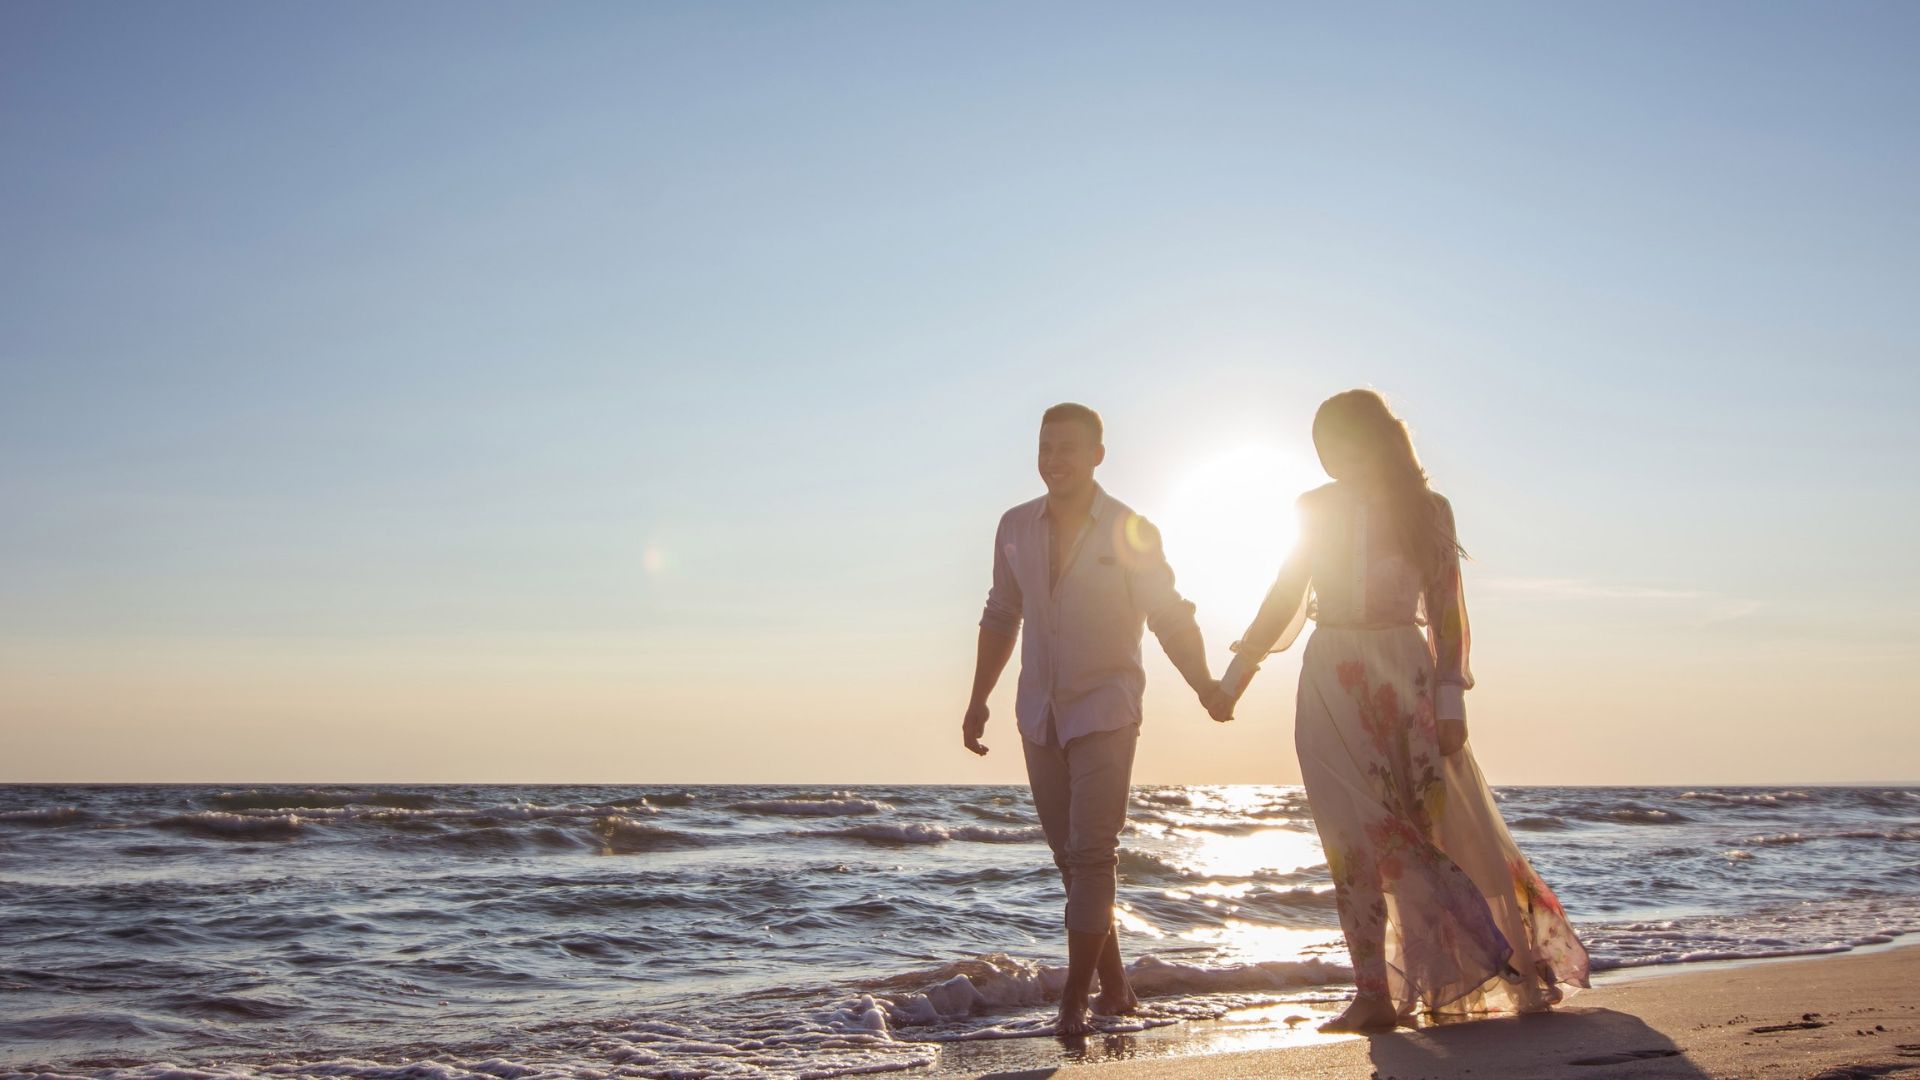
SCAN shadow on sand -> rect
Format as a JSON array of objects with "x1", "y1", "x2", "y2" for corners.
[
  {"x1": 968, "y1": 1007, "x2": 1712, "y2": 1079},
  {"x1": 1368, "y1": 1006, "x2": 1711, "y2": 1078}
]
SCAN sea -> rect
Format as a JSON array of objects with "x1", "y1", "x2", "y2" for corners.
[{"x1": 3, "y1": 783, "x2": 1918, "y2": 1079}]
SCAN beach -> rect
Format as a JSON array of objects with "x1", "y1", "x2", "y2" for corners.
[{"x1": 966, "y1": 945, "x2": 1920, "y2": 1080}]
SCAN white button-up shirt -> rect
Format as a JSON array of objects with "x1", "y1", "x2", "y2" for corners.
[{"x1": 980, "y1": 484, "x2": 1198, "y2": 747}]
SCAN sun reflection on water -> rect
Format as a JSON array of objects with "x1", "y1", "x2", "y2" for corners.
[{"x1": 1175, "y1": 826, "x2": 1325, "y2": 881}]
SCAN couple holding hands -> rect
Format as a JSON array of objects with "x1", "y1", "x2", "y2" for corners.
[{"x1": 960, "y1": 391, "x2": 1589, "y2": 1035}]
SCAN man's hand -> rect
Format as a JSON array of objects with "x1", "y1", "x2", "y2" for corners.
[
  {"x1": 1438, "y1": 716, "x2": 1467, "y2": 756},
  {"x1": 1203, "y1": 682, "x2": 1238, "y2": 724},
  {"x1": 962, "y1": 701, "x2": 991, "y2": 756}
]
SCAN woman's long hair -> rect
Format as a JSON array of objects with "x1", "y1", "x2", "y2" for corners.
[{"x1": 1311, "y1": 389, "x2": 1466, "y2": 582}]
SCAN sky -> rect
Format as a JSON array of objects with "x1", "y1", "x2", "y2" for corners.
[{"x1": 2, "y1": 2, "x2": 1916, "y2": 785}]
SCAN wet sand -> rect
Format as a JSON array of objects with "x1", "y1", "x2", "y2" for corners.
[{"x1": 968, "y1": 944, "x2": 1920, "y2": 1079}]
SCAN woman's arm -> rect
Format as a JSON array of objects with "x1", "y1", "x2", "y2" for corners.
[
  {"x1": 1426, "y1": 495, "x2": 1473, "y2": 754},
  {"x1": 1214, "y1": 495, "x2": 1315, "y2": 715}
]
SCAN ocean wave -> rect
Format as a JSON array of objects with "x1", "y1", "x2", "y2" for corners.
[
  {"x1": 1677, "y1": 790, "x2": 1813, "y2": 807},
  {"x1": 154, "y1": 989, "x2": 306, "y2": 1021},
  {"x1": 960, "y1": 804, "x2": 1033, "y2": 824},
  {"x1": 155, "y1": 811, "x2": 306, "y2": 840},
  {"x1": 1747, "y1": 828, "x2": 1920, "y2": 846},
  {"x1": 0, "y1": 806, "x2": 89, "y2": 826},
  {"x1": 592, "y1": 816, "x2": 713, "y2": 853},
  {"x1": 1508, "y1": 815, "x2": 1571, "y2": 831},
  {"x1": 433, "y1": 824, "x2": 590, "y2": 854},
  {"x1": 732, "y1": 797, "x2": 890, "y2": 817},
  {"x1": 210, "y1": 788, "x2": 438, "y2": 811},
  {"x1": 1116, "y1": 849, "x2": 1192, "y2": 881},
  {"x1": 1598, "y1": 804, "x2": 1689, "y2": 825},
  {"x1": 812, "y1": 823, "x2": 1047, "y2": 845},
  {"x1": 1579, "y1": 897, "x2": 1920, "y2": 973},
  {"x1": 184, "y1": 802, "x2": 661, "y2": 826},
  {"x1": 1156, "y1": 818, "x2": 1299, "y2": 837},
  {"x1": 1127, "y1": 954, "x2": 1350, "y2": 996},
  {"x1": 1858, "y1": 789, "x2": 1920, "y2": 812},
  {"x1": 1228, "y1": 885, "x2": 1342, "y2": 915},
  {"x1": 1246, "y1": 805, "x2": 1314, "y2": 821},
  {"x1": 859, "y1": 950, "x2": 1348, "y2": 1029}
]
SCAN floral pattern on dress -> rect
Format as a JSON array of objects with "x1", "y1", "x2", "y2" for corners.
[{"x1": 1297, "y1": 627, "x2": 1589, "y2": 1016}]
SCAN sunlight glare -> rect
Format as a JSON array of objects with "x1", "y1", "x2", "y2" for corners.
[{"x1": 1159, "y1": 446, "x2": 1321, "y2": 637}]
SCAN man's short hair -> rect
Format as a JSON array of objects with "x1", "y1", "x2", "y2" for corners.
[{"x1": 1041, "y1": 402, "x2": 1103, "y2": 445}]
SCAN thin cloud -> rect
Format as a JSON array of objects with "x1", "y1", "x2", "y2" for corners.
[
  {"x1": 1478, "y1": 576, "x2": 1764, "y2": 626},
  {"x1": 1480, "y1": 576, "x2": 1704, "y2": 602}
]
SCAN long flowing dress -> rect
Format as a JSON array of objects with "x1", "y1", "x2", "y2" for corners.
[{"x1": 1226, "y1": 481, "x2": 1590, "y2": 1017}]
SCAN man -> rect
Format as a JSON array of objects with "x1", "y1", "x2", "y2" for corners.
[{"x1": 962, "y1": 402, "x2": 1221, "y2": 1036}]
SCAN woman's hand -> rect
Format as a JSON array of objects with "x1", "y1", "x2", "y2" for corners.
[{"x1": 1438, "y1": 716, "x2": 1467, "y2": 756}]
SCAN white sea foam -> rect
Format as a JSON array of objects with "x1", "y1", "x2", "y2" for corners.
[{"x1": 854, "y1": 950, "x2": 1350, "y2": 1031}]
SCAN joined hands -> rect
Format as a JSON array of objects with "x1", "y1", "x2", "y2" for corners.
[{"x1": 1199, "y1": 679, "x2": 1240, "y2": 724}]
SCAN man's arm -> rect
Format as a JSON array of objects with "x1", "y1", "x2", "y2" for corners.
[
  {"x1": 963, "y1": 626, "x2": 1016, "y2": 756},
  {"x1": 1124, "y1": 515, "x2": 1218, "y2": 708},
  {"x1": 1154, "y1": 621, "x2": 1217, "y2": 703},
  {"x1": 967, "y1": 518, "x2": 1022, "y2": 756}
]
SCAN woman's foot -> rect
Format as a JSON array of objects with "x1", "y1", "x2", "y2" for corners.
[
  {"x1": 1518, "y1": 981, "x2": 1565, "y2": 1014},
  {"x1": 1091, "y1": 987, "x2": 1141, "y2": 1016},
  {"x1": 1318, "y1": 994, "x2": 1400, "y2": 1032}
]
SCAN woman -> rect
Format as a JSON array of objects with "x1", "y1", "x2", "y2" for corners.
[{"x1": 1214, "y1": 389, "x2": 1589, "y2": 1031}]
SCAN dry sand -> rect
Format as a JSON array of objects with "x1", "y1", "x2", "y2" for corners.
[{"x1": 966, "y1": 944, "x2": 1920, "y2": 1080}]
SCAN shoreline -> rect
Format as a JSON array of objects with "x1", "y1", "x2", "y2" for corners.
[{"x1": 957, "y1": 942, "x2": 1920, "y2": 1079}]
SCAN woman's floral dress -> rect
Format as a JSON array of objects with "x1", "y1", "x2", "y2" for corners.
[{"x1": 1228, "y1": 482, "x2": 1590, "y2": 1016}]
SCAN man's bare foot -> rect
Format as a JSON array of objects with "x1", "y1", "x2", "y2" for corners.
[
  {"x1": 1055, "y1": 994, "x2": 1093, "y2": 1037},
  {"x1": 1318, "y1": 994, "x2": 1400, "y2": 1032},
  {"x1": 1092, "y1": 988, "x2": 1141, "y2": 1016}
]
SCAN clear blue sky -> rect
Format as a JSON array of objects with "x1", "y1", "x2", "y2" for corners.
[{"x1": 3, "y1": 2, "x2": 1916, "y2": 782}]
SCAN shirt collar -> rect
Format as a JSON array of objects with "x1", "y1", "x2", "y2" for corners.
[{"x1": 1036, "y1": 482, "x2": 1110, "y2": 527}]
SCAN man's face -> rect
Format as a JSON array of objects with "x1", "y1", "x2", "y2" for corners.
[{"x1": 1037, "y1": 419, "x2": 1104, "y2": 497}]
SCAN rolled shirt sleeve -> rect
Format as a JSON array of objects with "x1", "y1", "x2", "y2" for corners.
[{"x1": 979, "y1": 515, "x2": 1024, "y2": 639}]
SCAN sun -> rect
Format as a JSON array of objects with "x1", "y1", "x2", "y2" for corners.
[{"x1": 1157, "y1": 445, "x2": 1322, "y2": 639}]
